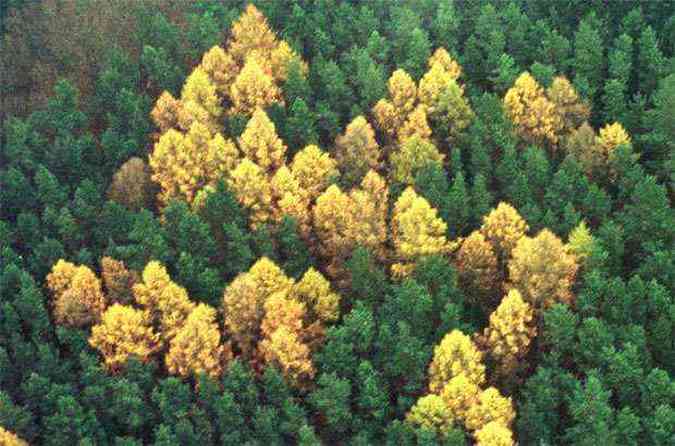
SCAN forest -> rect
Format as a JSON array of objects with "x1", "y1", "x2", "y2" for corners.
[{"x1": 0, "y1": 0, "x2": 674, "y2": 445}]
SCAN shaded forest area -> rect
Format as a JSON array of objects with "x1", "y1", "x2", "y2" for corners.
[{"x1": 0, "y1": 1, "x2": 674, "y2": 445}]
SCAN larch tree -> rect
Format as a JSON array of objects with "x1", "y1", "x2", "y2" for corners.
[
  {"x1": 474, "y1": 421, "x2": 514, "y2": 446},
  {"x1": 46, "y1": 259, "x2": 106, "y2": 328},
  {"x1": 455, "y1": 231, "x2": 499, "y2": 308},
  {"x1": 165, "y1": 303, "x2": 228, "y2": 379},
  {"x1": 428, "y1": 48, "x2": 462, "y2": 80},
  {"x1": 431, "y1": 79, "x2": 474, "y2": 142},
  {"x1": 132, "y1": 261, "x2": 196, "y2": 342},
  {"x1": 373, "y1": 69, "x2": 418, "y2": 138},
  {"x1": 406, "y1": 394, "x2": 456, "y2": 435},
  {"x1": 258, "y1": 325, "x2": 315, "y2": 388},
  {"x1": 100, "y1": 256, "x2": 137, "y2": 305},
  {"x1": 350, "y1": 170, "x2": 389, "y2": 260},
  {"x1": 479, "y1": 202, "x2": 529, "y2": 266},
  {"x1": 260, "y1": 292, "x2": 306, "y2": 339},
  {"x1": 596, "y1": 122, "x2": 631, "y2": 164},
  {"x1": 391, "y1": 186, "x2": 449, "y2": 277},
  {"x1": 179, "y1": 66, "x2": 222, "y2": 133},
  {"x1": 149, "y1": 124, "x2": 239, "y2": 206},
  {"x1": 503, "y1": 71, "x2": 561, "y2": 146},
  {"x1": 567, "y1": 220, "x2": 598, "y2": 266},
  {"x1": 481, "y1": 289, "x2": 536, "y2": 378},
  {"x1": 508, "y1": 229, "x2": 579, "y2": 310},
  {"x1": 89, "y1": 303, "x2": 160, "y2": 372},
  {"x1": 151, "y1": 90, "x2": 182, "y2": 134},
  {"x1": 293, "y1": 267, "x2": 341, "y2": 325},
  {"x1": 290, "y1": 144, "x2": 339, "y2": 202},
  {"x1": 200, "y1": 45, "x2": 237, "y2": 97},
  {"x1": 0, "y1": 427, "x2": 29, "y2": 446},
  {"x1": 107, "y1": 156, "x2": 153, "y2": 211},
  {"x1": 390, "y1": 135, "x2": 444, "y2": 185},
  {"x1": 269, "y1": 40, "x2": 306, "y2": 82},
  {"x1": 229, "y1": 56, "x2": 282, "y2": 115},
  {"x1": 440, "y1": 374, "x2": 481, "y2": 421},
  {"x1": 419, "y1": 59, "x2": 459, "y2": 110},
  {"x1": 238, "y1": 108, "x2": 287, "y2": 172},
  {"x1": 428, "y1": 329, "x2": 486, "y2": 393},
  {"x1": 563, "y1": 121, "x2": 601, "y2": 176},
  {"x1": 397, "y1": 104, "x2": 433, "y2": 142},
  {"x1": 546, "y1": 76, "x2": 589, "y2": 137},
  {"x1": 271, "y1": 165, "x2": 311, "y2": 235},
  {"x1": 227, "y1": 4, "x2": 278, "y2": 66},
  {"x1": 228, "y1": 158, "x2": 274, "y2": 228},
  {"x1": 465, "y1": 387, "x2": 515, "y2": 431},
  {"x1": 334, "y1": 116, "x2": 381, "y2": 187}
]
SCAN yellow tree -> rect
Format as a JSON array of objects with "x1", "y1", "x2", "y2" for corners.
[
  {"x1": 260, "y1": 292, "x2": 306, "y2": 338},
  {"x1": 293, "y1": 267, "x2": 340, "y2": 324},
  {"x1": 227, "y1": 4, "x2": 278, "y2": 65},
  {"x1": 431, "y1": 79, "x2": 474, "y2": 142},
  {"x1": 89, "y1": 304, "x2": 160, "y2": 372},
  {"x1": 334, "y1": 116, "x2": 381, "y2": 186},
  {"x1": 179, "y1": 67, "x2": 222, "y2": 132},
  {"x1": 480, "y1": 202, "x2": 529, "y2": 266},
  {"x1": 428, "y1": 329, "x2": 486, "y2": 393},
  {"x1": 503, "y1": 71, "x2": 561, "y2": 145},
  {"x1": 238, "y1": 108, "x2": 287, "y2": 172},
  {"x1": 165, "y1": 303, "x2": 228, "y2": 379},
  {"x1": 406, "y1": 394, "x2": 456, "y2": 436},
  {"x1": 100, "y1": 256, "x2": 138, "y2": 305},
  {"x1": 474, "y1": 422, "x2": 514, "y2": 446},
  {"x1": 132, "y1": 261, "x2": 195, "y2": 342},
  {"x1": 228, "y1": 158, "x2": 274, "y2": 228},
  {"x1": 428, "y1": 48, "x2": 462, "y2": 80},
  {"x1": 397, "y1": 104, "x2": 433, "y2": 142},
  {"x1": 482, "y1": 289, "x2": 535, "y2": 377},
  {"x1": 567, "y1": 220, "x2": 597, "y2": 265},
  {"x1": 0, "y1": 427, "x2": 29, "y2": 446},
  {"x1": 455, "y1": 231, "x2": 499, "y2": 307},
  {"x1": 46, "y1": 260, "x2": 106, "y2": 328},
  {"x1": 546, "y1": 76, "x2": 590, "y2": 136},
  {"x1": 349, "y1": 170, "x2": 389, "y2": 260},
  {"x1": 390, "y1": 136, "x2": 444, "y2": 185},
  {"x1": 373, "y1": 69, "x2": 418, "y2": 138},
  {"x1": 151, "y1": 91, "x2": 182, "y2": 134},
  {"x1": 269, "y1": 40, "x2": 306, "y2": 82},
  {"x1": 440, "y1": 374, "x2": 481, "y2": 421},
  {"x1": 391, "y1": 187, "x2": 449, "y2": 277},
  {"x1": 508, "y1": 229, "x2": 578, "y2": 309},
  {"x1": 419, "y1": 61, "x2": 459, "y2": 110},
  {"x1": 200, "y1": 45, "x2": 237, "y2": 97},
  {"x1": 465, "y1": 387, "x2": 515, "y2": 431},
  {"x1": 597, "y1": 121, "x2": 631, "y2": 164},
  {"x1": 149, "y1": 124, "x2": 239, "y2": 206},
  {"x1": 290, "y1": 144, "x2": 339, "y2": 202},
  {"x1": 271, "y1": 165, "x2": 311, "y2": 234},
  {"x1": 258, "y1": 325, "x2": 315, "y2": 388},
  {"x1": 230, "y1": 56, "x2": 282, "y2": 115}
]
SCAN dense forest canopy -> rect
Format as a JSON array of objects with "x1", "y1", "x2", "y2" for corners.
[{"x1": 0, "y1": 1, "x2": 674, "y2": 445}]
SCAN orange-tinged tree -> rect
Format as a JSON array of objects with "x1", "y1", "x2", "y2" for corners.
[
  {"x1": 271, "y1": 165, "x2": 310, "y2": 233},
  {"x1": 350, "y1": 170, "x2": 389, "y2": 259},
  {"x1": 165, "y1": 303, "x2": 228, "y2": 379},
  {"x1": 480, "y1": 202, "x2": 529, "y2": 265},
  {"x1": 0, "y1": 427, "x2": 29, "y2": 446},
  {"x1": 503, "y1": 72, "x2": 561, "y2": 145},
  {"x1": 200, "y1": 45, "x2": 237, "y2": 97},
  {"x1": 391, "y1": 186, "x2": 449, "y2": 277},
  {"x1": 107, "y1": 157, "x2": 153, "y2": 211},
  {"x1": 230, "y1": 56, "x2": 282, "y2": 115},
  {"x1": 228, "y1": 158, "x2": 274, "y2": 228},
  {"x1": 397, "y1": 104, "x2": 433, "y2": 142},
  {"x1": 100, "y1": 256, "x2": 138, "y2": 305},
  {"x1": 334, "y1": 116, "x2": 381, "y2": 186},
  {"x1": 47, "y1": 260, "x2": 106, "y2": 328},
  {"x1": 149, "y1": 124, "x2": 239, "y2": 206},
  {"x1": 132, "y1": 261, "x2": 195, "y2": 342},
  {"x1": 373, "y1": 69, "x2": 418, "y2": 138},
  {"x1": 508, "y1": 229, "x2": 578, "y2": 310},
  {"x1": 465, "y1": 387, "x2": 516, "y2": 431},
  {"x1": 151, "y1": 91, "x2": 182, "y2": 133},
  {"x1": 260, "y1": 292, "x2": 306, "y2": 338},
  {"x1": 547, "y1": 76, "x2": 590, "y2": 136},
  {"x1": 227, "y1": 4, "x2": 278, "y2": 65},
  {"x1": 238, "y1": 108, "x2": 287, "y2": 172},
  {"x1": 406, "y1": 394, "x2": 456, "y2": 435},
  {"x1": 258, "y1": 326, "x2": 315, "y2": 388},
  {"x1": 89, "y1": 303, "x2": 160, "y2": 372},
  {"x1": 482, "y1": 289, "x2": 536, "y2": 377},
  {"x1": 248, "y1": 255, "x2": 295, "y2": 297},
  {"x1": 474, "y1": 421, "x2": 515, "y2": 446},
  {"x1": 440, "y1": 374, "x2": 481, "y2": 421},
  {"x1": 390, "y1": 135, "x2": 444, "y2": 185},
  {"x1": 428, "y1": 329, "x2": 486, "y2": 393},
  {"x1": 293, "y1": 267, "x2": 340, "y2": 324},
  {"x1": 290, "y1": 144, "x2": 339, "y2": 202},
  {"x1": 455, "y1": 231, "x2": 499, "y2": 306}
]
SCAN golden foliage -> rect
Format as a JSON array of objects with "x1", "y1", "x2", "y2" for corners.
[
  {"x1": 480, "y1": 202, "x2": 529, "y2": 264},
  {"x1": 390, "y1": 136, "x2": 444, "y2": 185},
  {"x1": 351, "y1": 170, "x2": 389, "y2": 259},
  {"x1": 547, "y1": 76, "x2": 590, "y2": 135},
  {"x1": 271, "y1": 166, "x2": 310, "y2": 233},
  {"x1": 89, "y1": 304, "x2": 159, "y2": 372},
  {"x1": 132, "y1": 261, "x2": 195, "y2": 342},
  {"x1": 456, "y1": 231, "x2": 499, "y2": 305},
  {"x1": 238, "y1": 108, "x2": 287, "y2": 172},
  {"x1": 165, "y1": 304, "x2": 227, "y2": 379},
  {"x1": 0, "y1": 427, "x2": 29, "y2": 446},
  {"x1": 258, "y1": 325, "x2": 315, "y2": 388},
  {"x1": 508, "y1": 229, "x2": 578, "y2": 309},
  {"x1": 312, "y1": 185, "x2": 356, "y2": 277},
  {"x1": 474, "y1": 421, "x2": 515, "y2": 446},
  {"x1": 107, "y1": 157, "x2": 153, "y2": 211},
  {"x1": 397, "y1": 104, "x2": 433, "y2": 142},
  {"x1": 391, "y1": 187, "x2": 448, "y2": 277},
  {"x1": 248, "y1": 256, "x2": 295, "y2": 297},
  {"x1": 47, "y1": 260, "x2": 106, "y2": 328},
  {"x1": 228, "y1": 158, "x2": 274, "y2": 227},
  {"x1": 227, "y1": 4, "x2": 278, "y2": 65},
  {"x1": 293, "y1": 267, "x2": 340, "y2": 324},
  {"x1": 432, "y1": 79, "x2": 475, "y2": 141},
  {"x1": 406, "y1": 394, "x2": 456, "y2": 435},
  {"x1": 269, "y1": 41, "x2": 306, "y2": 82},
  {"x1": 465, "y1": 387, "x2": 516, "y2": 431},
  {"x1": 151, "y1": 91, "x2": 182, "y2": 134},
  {"x1": 149, "y1": 124, "x2": 239, "y2": 206},
  {"x1": 200, "y1": 45, "x2": 237, "y2": 97},
  {"x1": 260, "y1": 292, "x2": 306, "y2": 339},
  {"x1": 290, "y1": 144, "x2": 339, "y2": 202},
  {"x1": 428, "y1": 330, "x2": 486, "y2": 393},
  {"x1": 100, "y1": 256, "x2": 137, "y2": 305},
  {"x1": 180, "y1": 66, "x2": 222, "y2": 130},
  {"x1": 230, "y1": 57, "x2": 282, "y2": 115},
  {"x1": 428, "y1": 48, "x2": 462, "y2": 80},
  {"x1": 440, "y1": 374, "x2": 481, "y2": 421},
  {"x1": 419, "y1": 61, "x2": 458, "y2": 109},
  {"x1": 503, "y1": 72, "x2": 561, "y2": 145},
  {"x1": 334, "y1": 116, "x2": 381, "y2": 185},
  {"x1": 597, "y1": 121, "x2": 631, "y2": 159},
  {"x1": 373, "y1": 69, "x2": 418, "y2": 137}
]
